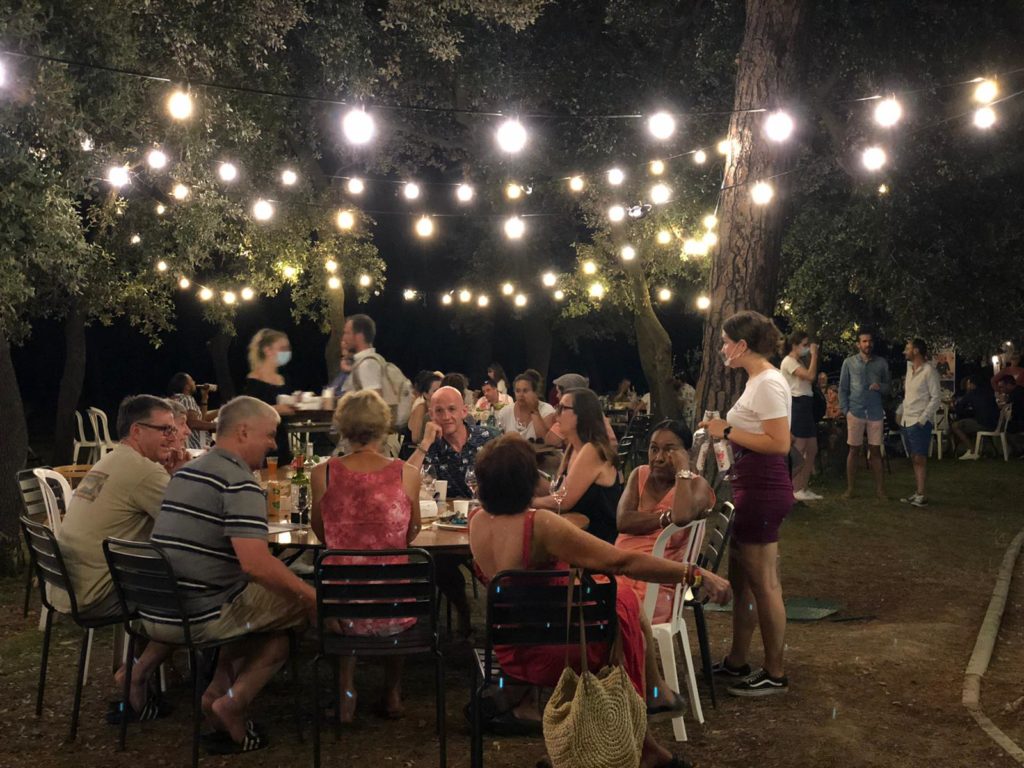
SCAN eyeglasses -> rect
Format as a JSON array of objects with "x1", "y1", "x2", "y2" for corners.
[
  {"x1": 555, "y1": 404, "x2": 575, "y2": 414},
  {"x1": 137, "y1": 422, "x2": 177, "y2": 437}
]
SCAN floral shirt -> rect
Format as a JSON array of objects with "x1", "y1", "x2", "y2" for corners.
[{"x1": 423, "y1": 424, "x2": 495, "y2": 498}]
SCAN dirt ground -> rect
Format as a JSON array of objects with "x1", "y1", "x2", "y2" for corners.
[{"x1": 2, "y1": 456, "x2": 1022, "y2": 768}]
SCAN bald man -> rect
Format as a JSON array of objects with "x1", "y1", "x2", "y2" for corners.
[{"x1": 409, "y1": 386, "x2": 494, "y2": 498}]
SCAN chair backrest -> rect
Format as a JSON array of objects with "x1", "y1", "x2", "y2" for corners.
[
  {"x1": 102, "y1": 538, "x2": 192, "y2": 642},
  {"x1": 32, "y1": 468, "x2": 73, "y2": 534},
  {"x1": 89, "y1": 407, "x2": 116, "y2": 445},
  {"x1": 20, "y1": 515, "x2": 80, "y2": 616},
  {"x1": 53, "y1": 464, "x2": 94, "y2": 488},
  {"x1": 935, "y1": 404, "x2": 950, "y2": 431},
  {"x1": 483, "y1": 569, "x2": 617, "y2": 683},
  {"x1": 642, "y1": 519, "x2": 706, "y2": 621},
  {"x1": 18, "y1": 468, "x2": 47, "y2": 518},
  {"x1": 315, "y1": 548, "x2": 436, "y2": 654},
  {"x1": 995, "y1": 405, "x2": 1012, "y2": 434},
  {"x1": 74, "y1": 410, "x2": 94, "y2": 444},
  {"x1": 695, "y1": 501, "x2": 736, "y2": 575}
]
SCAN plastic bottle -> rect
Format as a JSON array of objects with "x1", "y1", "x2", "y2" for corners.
[{"x1": 692, "y1": 409, "x2": 719, "y2": 472}]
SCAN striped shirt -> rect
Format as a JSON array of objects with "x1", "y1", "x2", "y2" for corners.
[
  {"x1": 149, "y1": 448, "x2": 267, "y2": 624},
  {"x1": 171, "y1": 393, "x2": 209, "y2": 450}
]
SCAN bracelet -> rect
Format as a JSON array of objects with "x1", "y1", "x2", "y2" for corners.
[
  {"x1": 414, "y1": 444, "x2": 427, "y2": 454},
  {"x1": 676, "y1": 468, "x2": 694, "y2": 480},
  {"x1": 687, "y1": 566, "x2": 703, "y2": 588},
  {"x1": 659, "y1": 510, "x2": 672, "y2": 528}
]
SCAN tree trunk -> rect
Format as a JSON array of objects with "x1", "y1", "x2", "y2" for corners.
[
  {"x1": 0, "y1": 334, "x2": 29, "y2": 572},
  {"x1": 523, "y1": 310, "x2": 553, "y2": 389},
  {"x1": 324, "y1": 288, "x2": 346, "y2": 381},
  {"x1": 695, "y1": 0, "x2": 807, "y2": 414},
  {"x1": 207, "y1": 332, "x2": 236, "y2": 400},
  {"x1": 626, "y1": 265, "x2": 681, "y2": 421},
  {"x1": 52, "y1": 304, "x2": 87, "y2": 465}
]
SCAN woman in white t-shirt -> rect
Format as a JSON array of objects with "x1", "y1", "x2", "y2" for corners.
[
  {"x1": 780, "y1": 331, "x2": 821, "y2": 502},
  {"x1": 496, "y1": 373, "x2": 555, "y2": 442},
  {"x1": 699, "y1": 310, "x2": 793, "y2": 698}
]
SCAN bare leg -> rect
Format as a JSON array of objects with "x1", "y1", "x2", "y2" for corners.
[
  {"x1": 791, "y1": 437, "x2": 817, "y2": 492},
  {"x1": 639, "y1": 728, "x2": 675, "y2": 768},
  {"x1": 911, "y1": 454, "x2": 927, "y2": 496},
  {"x1": 382, "y1": 656, "x2": 404, "y2": 715},
  {"x1": 843, "y1": 446, "x2": 859, "y2": 498},
  {"x1": 210, "y1": 634, "x2": 290, "y2": 743},
  {"x1": 726, "y1": 544, "x2": 758, "y2": 668},
  {"x1": 638, "y1": 608, "x2": 677, "y2": 707},
  {"x1": 114, "y1": 641, "x2": 172, "y2": 711},
  {"x1": 742, "y1": 542, "x2": 786, "y2": 678},
  {"x1": 337, "y1": 656, "x2": 357, "y2": 723},
  {"x1": 868, "y1": 446, "x2": 886, "y2": 498}
]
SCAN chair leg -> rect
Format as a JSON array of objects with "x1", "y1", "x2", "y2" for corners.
[
  {"x1": 312, "y1": 655, "x2": 323, "y2": 768},
  {"x1": 692, "y1": 604, "x2": 717, "y2": 709},
  {"x1": 190, "y1": 649, "x2": 202, "y2": 768},
  {"x1": 435, "y1": 651, "x2": 447, "y2": 768},
  {"x1": 119, "y1": 636, "x2": 135, "y2": 751},
  {"x1": 1001, "y1": 435, "x2": 1010, "y2": 461},
  {"x1": 676, "y1": 620, "x2": 704, "y2": 725},
  {"x1": 82, "y1": 628, "x2": 94, "y2": 687},
  {"x1": 36, "y1": 608, "x2": 54, "y2": 716},
  {"x1": 289, "y1": 632, "x2": 303, "y2": 742},
  {"x1": 69, "y1": 627, "x2": 91, "y2": 741},
  {"x1": 652, "y1": 625, "x2": 687, "y2": 742},
  {"x1": 23, "y1": 566, "x2": 33, "y2": 618}
]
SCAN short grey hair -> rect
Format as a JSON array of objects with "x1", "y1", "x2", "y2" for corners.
[
  {"x1": 215, "y1": 396, "x2": 280, "y2": 436},
  {"x1": 166, "y1": 399, "x2": 187, "y2": 420}
]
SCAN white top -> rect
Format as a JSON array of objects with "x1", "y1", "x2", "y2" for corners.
[
  {"x1": 475, "y1": 392, "x2": 514, "y2": 411},
  {"x1": 497, "y1": 379, "x2": 508, "y2": 395},
  {"x1": 343, "y1": 347, "x2": 383, "y2": 393},
  {"x1": 900, "y1": 361, "x2": 942, "y2": 427},
  {"x1": 727, "y1": 369, "x2": 792, "y2": 435},
  {"x1": 496, "y1": 401, "x2": 556, "y2": 440},
  {"x1": 780, "y1": 355, "x2": 813, "y2": 397}
]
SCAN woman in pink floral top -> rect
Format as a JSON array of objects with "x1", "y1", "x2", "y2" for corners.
[{"x1": 312, "y1": 389, "x2": 421, "y2": 721}]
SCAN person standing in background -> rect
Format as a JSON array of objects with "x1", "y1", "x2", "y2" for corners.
[
  {"x1": 839, "y1": 330, "x2": 890, "y2": 500},
  {"x1": 168, "y1": 372, "x2": 218, "y2": 450},
  {"x1": 780, "y1": 332, "x2": 822, "y2": 502},
  {"x1": 898, "y1": 338, "x2": 941, "y2": 507},
  {"x1": 242, "y1": 328, "x2": 296, "y2": 465}
]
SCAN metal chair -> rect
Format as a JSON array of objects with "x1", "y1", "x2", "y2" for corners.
[
  {"x1": 313, "y1": 549, "x2": 445, "y2": 768},
  {"x1": 87, "y1": 407, "x2": 118, "y2": 457},
  {"x1": 18, "y1": 468, "x2": 50, "y2": 619},
  {"x1": 73, "y1": 410, "x2": 101, "y2": 464},
  {"x1": 470, "y1": 570, "x2": 617, "y2": 768},
  {"x1": 20, "y1": 516, "x2": 123, "y2": 742}
]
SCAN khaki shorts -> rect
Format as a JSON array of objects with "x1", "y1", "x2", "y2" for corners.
[
  {"x1": 846, "y1": 414, "x2": 884, "y2": 447},
  {"x1": 142, "y1": 582, "x2": 307, "y2": 644}
]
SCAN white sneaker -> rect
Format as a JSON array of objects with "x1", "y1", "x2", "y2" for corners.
[
  {"x1": 959, "y1": 451, "x2": 979, "y2": 461},
  {"x1": 793, "y1": 489, "x2": 817, "y2": 502},
  {"x1": 803, "y1": 490, "x2": 824, "y2": 500}
]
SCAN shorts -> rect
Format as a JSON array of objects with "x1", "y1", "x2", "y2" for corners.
[
  {"x1": 791, "y1": 396, "x2": 816, "y2": 438},
  {"x1": 142, "y1": 582, "x2": 308, "y2": 644},
  {"x1": 902, "y1": 421, "x2": 933, "y2": 457},
  {"x1": 846, "y1": 414, "x2": 883, "y2": 447},
  {"x1": 730, "y1": 448, "x2": 792, "y2": 545}
]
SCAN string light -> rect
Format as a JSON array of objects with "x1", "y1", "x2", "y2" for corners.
[
  {"x1": 505, "y1": 182, "x2": 523, "y2": 200},
  {"x1": 878, "y1": 183, "x2": 889, "y2": 195},
  {"x1": 199, "y1": 287, "x2": 214, "y2": 301},
  {"x1": 657, "y1": 288, "x2": 672, "y2": 302},
  {"x1": 620, "y1": 245, "x2": 636, "y2": 261},
  {"x1": 582, "y1": 260, "x2": 597, "y2": 275},
  {"x1": 456, "y1": 183, "x2": 474, "y2": 202},
  {"x1": 647, "y1": 112, "x2": 676, "y2": 140},
  {"x1": 553, "y1": 289, "x2": 565, "y2": 301},
  {"x1": 478, "y1": 294, "x2": 490, "y2": 308},
  {"x1": 750, "y1": 181, "x2": 774, "y2": 205},
  {"x1": 172, "y1": 183, "x2": 189, "y2": 200},
  {"x1": 974, "y1": 106, "x2": 996, "y2": 129},
  {"x1": 542, "y1": 272, "x2": 557, "y2": 287},
  {"x1": 607, "y1": 168, "x2": 625, "y2": 186},
  {"x1": 218, "y1": 162, "x2": 238, "y2": 182},
  {"x1": 336, "y1": 210, "x2": 355, "y2": 230},
  {"x1": 716, "y1": 138, "x2": 732, "y2": 155},
  {"x1": 178, "y1": 277, "x2": 190, "y2": 289},
  {"x1": 403, "y1": 289, "x2": 417, "y2": 301},
  {"x1": 359, "y1": 274, "x2": 372, "y2": 287},
  {"x1": 107, "y1": 166, "x2": 130, "y2": 188},
  {"x1": 328, "y1": 276, "x2": 342, "y2": 290},
  {"x1": 608, "y1": 205, "x2": 625, "y2": 223},
  {"x1": 403, "y1": 182, "x2": 420, "y2": 200},
  {"x1": 703, "y1": 214, "x2": 718, "y2": 229},
  {"x1": 80, "y1": 137, "x2": 94, "y2": 152},
  {"x1": 415, "y1": 215, "x2": 434, "y2": 238},
  {"x1": 342, "y1": 108, "x2": 375, "y2": 145},
  {"x1": 702, "y1": 231, "x2": 718, "y2": 247},
  {"x1": 130, "y1": 234, "x2": 141, "y2": 245},
  {"x1": 458, "y1": 288, "x2": 472, "y2": 303},
  {"x1": 281, "y1": 169, "x2": 298, "y2": 186},
  {"x1": 861, "y1": 146, "x2": 887, "y2": 171},
  {"x1": 325, "y1": 259, "x2": 338, "y2": 273},
  {"x1": 650, "y1": 183, "x2": 671, "y2": 205},
  {"x1": 693, "y1": 149, "x2": 707, "y2": 164},
  {"x1": 501, "y1": 282, "x2": 515, "y2": 296},
  {"x1": 974, "y1": 79, "x2": 998, "y2": 104},
  {"x1": 282, "y1": 265, "x2": 297, "y2": 279},
  {"x1": 504, "y1": 216, "x2": 525, "y2": 240},
  {"x1": 240, "y1": 287, "x2": 255, "y2": 301},
  {"x1": 764, "y1": 110, "x2": 795, "y2": 142},
  {"x1": 649, "y1": 160, "x2": 665, "y2": 176},
  {"x1": 569, "y1": 176, "x2": 585, "y2": 192},
  {"x1": 347, "y1": 177, "x2": 364, "y2": 195},
  {"x1": 514, "y1": 293, "x2": 527, "y2": 308},
  {"x1": 223, "y1": 291, "x2": 237, "y2": 305},
  {"x1": 873, "y1": 97, "x2": 902, "y2": 127},
  {"x1": 155, "y1": 203, "x2": 166, "y2": 215},
  {"x1": 167, "y1": 90, "x2": 193, "y2": 120},
  {"x1": 656, "y1": 230, "x2": 672, "y2": 245},
  {"x1": 496, "y1": 119, "x2": 528, "y2": 153},
  {"x1": 588, "y1": 282, "x2": 605, "y2": 299},
  {"x1": 252, "y1": 199, "x2": 274, "y2": 220},
  {"x1": 683, "y1": 238, "x2": 708, "y2": 256},
  {"x1": 441, "y1": 294, "x2": 453, "y2": 306},
  {"x1": 696, "y1": 294, "x2": 711, "y2": 310},
  {"x1": 147, "y1": 149, "x2": 168, "y2": 169},
  {"x1": 155, "y1": 260, "x2": 168, "y2": 272}
]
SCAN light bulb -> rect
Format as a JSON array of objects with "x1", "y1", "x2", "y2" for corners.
[
  {"x1": 693, "y1": 149, "x2": 707, "y2": 164},
  {"x1": 282, "y1": 265, "x2": 297, "y2": 279},
  {"x1": 649, "y1": 160, "x2": 665, "y2": 176},
  {"x1": 861, "y1": 146, "x2": 887, "y2": 171},
  {"x1": 873, "y1": 97, "x2": 902, "y2": 127},
  {"x1": 403, "y1": 289, "x2": 416, "y2": 301},
  {"x1": 178, "y1": 277, "x2": 190, "y2": 289},
  {"x1": 702, "y1": 231, "x2": 718, "y2": 247},
  {"x1": 478, "y1": 295, "x2": 490, "y2": 308},
  {"x1": 650, "y1": 183, "x2": 671, "y2": 205},
  {"x1": 328, "y1": 276, "x2": 341, "y2": 290},
  {"x1": 648, "y1": 111, "x2": 676, "y2": 140},
  {"x1": 569, "y1": 176, "x2": 585, "y2": 192},
  {"x1": 974, "y1": 106, "x2": 996, "y2": 129},
  {"x1": 359, "y1": 274, "x2": 372, "y2": 287},
  {"x1": 281, "y1": 169, "x2": 298, "y2": 186},
  {"x1": 607, "y1": 168, "x2": 625, "y2": 186},
  {"x1": 717, "y1": 138, "x2": 732, "y2": 155},
  {"x1": 458, "y1": 289, "x2": 472, "y2": 303},
  {"x1": 456, "y1": 183, "x2": 474, "y2": 202},
  {"x1": 130, "y1": 234, "x2": 141, "y2": 245},
  {"x1": 608, "y1": 205, "x2": 625, "y2": 223},
  {"x1": 403, "y1": 182, "x2": 420, "y2": 200},
  {"x1": 514, "y1": 293, "x2": 527, "y2": 308},
  {"x1": 502, "y1": 283, "x2": 515, "y2": 296},
  {"x1": 878, "y1": 184, "x2": 889, "y2": 195},
  {"x1": 147, "y1": 149, "x2": 168, "y2": 169},
  {"x1": 107, "y1": 166, "x2": 130, "y2": 188},
  {"x1": 553, "y1": 289, "x2": 565, "y2": 301},
  {"x1": 172, "y1": 183, "x2": 189, "y2": 200},
  {"x1": 504, "y1": 216, "x2": 525, "y2": 240},
  {"x1": 155, "y1": 260, "x2": 168, "y2": 272},
  {"x1": 342, "y1": 108, "x2": 375, "y2": 145},
  {"x1": 696, "y1": 295, "x2": 711, "y2": 310},
  {"x1": 223, "y1": 291, "x2": 237, "y2": 305},
  {"x1": 442, "y1": 294, "x2": 453, "y2": 306},
  {"x1": 764, "y1": 110, "x2": 795, "y2": 142},
  {"x1": 241, "y1": 287, "x2": 255, "y2": 301},
  {"x1": 505, "y1": 182, "x2": 522, "y2": 200},
  {"x1": 218, "y1": 162, "x2": 238, "y2": 182},
  {"x1": 750, "y1": 181, "x2": 774, "y2": 205},
  {"x1": 657, "y1": 288, "x2": 672, "y2": 302},
  {"x1": 496, "y1": 119, "x2": 528, "y2": 153},
  {"x1": 347, "y1": 177, "x2": 364, "y2": 195},
  {"x1": 199, "y1": 287, "x2": 214, "y2": 301},
  {"x1": 582, "y1": 260, "x2": 597, "y2": 275},
  {"x1": 325, "y1": 259, "x2": 338, "y2": 273},
  {"x1": 703, "y1": 214, "x2": 718, "y2": 229},
  {"x1": 588, "y1": 282, "x2": 605, "y2": 299},
  {"x1": 252, "y1": 199, "x2": 274, "y2": 221},
  {"x1": 155, "y1": 203, "x2": 166, "y2": 215},
  {"x1": 974, "y1": 79, "x2": 998, "y2": 104},
  {"x1": 542, "y1": 272, "x2": 557, "y2": 287},
  {"x1": 336, "y1": 210, "x2": 355, "y2": 230},
  {"x1": 656, "y1": 230, "x2": 672, "y2": 245},
  {"x1": 80, "y1": 137, "x2": 94, "y2": 152},
  {"x1": 167, "y1": 90, "x2": 193, "y2": 120},
  {"x1": 415, "y1": 215, "x2": 434, "y2": 238},
  {"x1": 620, "y1": 245, "x2": 636, "y2": 261},
  {"x1": 683, "y1": 239, "x2": 708, "y2": 256}
]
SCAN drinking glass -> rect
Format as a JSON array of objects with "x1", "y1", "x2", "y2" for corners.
[
  {"x1": 465, "y1": 468, "x2": 478, "y2": 500},
  {"x1": 551, "y1": 476, "x2": 568, "y2": 514}
]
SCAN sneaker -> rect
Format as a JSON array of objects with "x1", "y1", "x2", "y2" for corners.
[
  {"x1": 727, "y1": 669, "x2": 789, "y2": 697},
  {"x1": 900, "y1": 493, "x2": 926, "y2": 506},
  {"x1": 793, "y1": 489, "x2": 813, "y2": 502},
  {"x1": 803, "y1": 490, "x2": 824, "y2": 500},
  {"x1": 959, "y1": 451, "x2": 980, "y2": 461},
  {"x1": 711, "y1": 658, "x2": 752, "y2": 678}
]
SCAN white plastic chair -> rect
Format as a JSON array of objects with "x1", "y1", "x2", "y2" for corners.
[
  {"x1": 73, "y1": 411, "x2": 100, "y2": 464},
  {"x1": 975, "y1": 406, "x2": 1012, "y2": 461},
  {"x1": 642, "y1": 518, "x2": 707, "y2": 742},
  {"x1": 87, "y1": 407, "x2": 118, "y2": 457},
  {"x1": 929, "y1": 405, "x2": 950, "y2": 460}
]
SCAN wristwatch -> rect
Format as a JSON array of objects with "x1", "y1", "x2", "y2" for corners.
[
  {"x1": 676, "y1": 469, "x2": 694, "y2": 480},
  {"x1": 722, "y1": 425, "x2": 733, "y2": 439}
]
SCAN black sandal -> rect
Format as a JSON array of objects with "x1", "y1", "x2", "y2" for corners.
[
  {"x1": 205, "y1": 720, "x2": 268, "y2": 754},
  {"x1": 105, "y1": 696, "x2": 174, "y2": 725}
]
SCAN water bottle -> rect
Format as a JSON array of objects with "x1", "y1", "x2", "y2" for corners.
[
  {"x1": 693, "y1": 409, "x2": 719, "y2": 472},
  {"x1": 291, "y1": 456, "x2": 310, "y2": 526}
]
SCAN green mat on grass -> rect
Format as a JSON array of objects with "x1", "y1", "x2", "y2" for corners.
[{"x1": 702, "y1": 596, "x2": 842, "y2": 622}]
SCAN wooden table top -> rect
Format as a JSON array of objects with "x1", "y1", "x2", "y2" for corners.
[{"x1": 267, "y1": 522, "x2": 470, "y2": 552}]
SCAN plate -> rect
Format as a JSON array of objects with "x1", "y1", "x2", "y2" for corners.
[{"x1": 435, "y1": 520, "x2": 469, "y2": 531}]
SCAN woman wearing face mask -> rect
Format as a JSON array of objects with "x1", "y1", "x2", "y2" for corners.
[
  {"x1": 780, "y1": 331, "x2": 821, "y2": 502},
  {"x1": 243, "y1": 328, "x2": 297, "y2": 464},
  {"x1": 698, "y1": 310, "x2": 792, "y2": 698}
]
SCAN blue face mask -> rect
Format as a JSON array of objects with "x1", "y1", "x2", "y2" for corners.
[{"x1": 276, "y1": 350, "x2": 292, "y2": 366}]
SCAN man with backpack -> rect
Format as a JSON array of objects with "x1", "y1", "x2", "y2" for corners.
[{"x1": 341, "y1": 313, "x2": 412, "y2": 457}]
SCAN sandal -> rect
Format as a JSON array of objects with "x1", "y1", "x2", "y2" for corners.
[
  {"x1": 205, "y1": 720, "x2": 269, "y2": 755},
  {"x1": 105, "y1": 695, "x2": 174, "y2": 725},
  {"x1": 646, "y1": 694, "x2": 688, "y2": 721}
]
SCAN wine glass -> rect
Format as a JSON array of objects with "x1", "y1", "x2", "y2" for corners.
[
  {"x1": 465, "y1": 468, "x2": 478, "y2": 500},
  {"x1": 421, "y1": 462, "x2": 437, "y2": 500},
  {"x1": 551, "y1": 476, "x2": 568, "y2": 515}
]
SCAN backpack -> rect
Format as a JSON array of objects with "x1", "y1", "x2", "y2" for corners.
[{"x1": 352, "y1": 353, "x2": 414, "y2": 430}]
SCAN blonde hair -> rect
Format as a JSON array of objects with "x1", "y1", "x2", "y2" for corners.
[
  {"x1": 247, "y1": 328, "x2": 288, "y2": 372},
  {"x1": 333, "y1": 389, "x2": 392, "y2": 445}
]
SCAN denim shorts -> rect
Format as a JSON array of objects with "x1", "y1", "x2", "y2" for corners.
[{"x1": 903, "y1": 421, "x2": 934, "y2": 457}]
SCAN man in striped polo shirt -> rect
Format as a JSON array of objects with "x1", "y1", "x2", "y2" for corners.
[{"x1": 144, "y1": 396, "x2": 315, "y2": 753}]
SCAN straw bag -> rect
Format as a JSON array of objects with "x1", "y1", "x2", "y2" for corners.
[{"x1": 542, "y1": 570, "x2": 646, "y2": 768}]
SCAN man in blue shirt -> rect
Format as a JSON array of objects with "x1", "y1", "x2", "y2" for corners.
[{"x1": 839, "y1": 330, "x2": 891, "y2": 499}]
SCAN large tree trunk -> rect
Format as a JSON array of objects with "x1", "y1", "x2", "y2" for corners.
[
  {"x1": 627, "y1": 265, "x2": 681, "y2": 421},
  {"x1": 523, "y1": 310, "x2": 553, "y2": 388},
  {"x1": 52, "y1": 304, "x2": 87, "y2": 465},
  {"x1": 324, "y1": 288, "x2": 346, "y2": 381},
  {"x1": 0, "y1": 334, "x2": 29, "y2": 572},
  {"x1": 207, "y1": 332, "x2": 236, "y2": 400},
  {"x1": 695, "y1": 0, "x2": 806, "y2": 414}
]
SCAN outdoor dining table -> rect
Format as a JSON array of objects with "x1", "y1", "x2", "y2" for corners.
[{"x1": 267, "y1": 520, "x2": 471, "y2": 554}]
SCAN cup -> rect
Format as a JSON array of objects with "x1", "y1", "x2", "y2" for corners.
[
  {"x1": 453, "y1": 499, "x2": 470, "y2": 519},
  {"x1": 434, "y1": 480, "x2": 448, "y2": 502},
  {"x1": 266, "y1": 455, "x2": 278, "y2": 480},
  {"x1": 419, "y1": 499, "x2": 438, "y2": 519}
]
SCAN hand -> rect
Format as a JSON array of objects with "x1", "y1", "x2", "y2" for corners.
[
  {"x1": 697, "y1": 418, "x2": 728, "y2": 440},
  {"x1": 421, "y1": 421, "x2": 442, "y2": 447},
  {"x1": 275, "y1": 403, "x2": 296, "y2": 416},
  {"x1": 809, "y1": 343, "x2": 819, "y2": 355},
  {"x1": 696, "y1": 570, "x2": 732, "y2": 605},
  {"x1": 521, "y1": 391, "x2": 540, "y2": 413},
  {"x1": 340, "y1": 357, "x2": 353, "y2": 374},
  {"x1": 869, "y1": 383, "x2": 881, "y2": 391},
  {"x1": 668, "y1": 447, "x2": 691, "y2": 474}
]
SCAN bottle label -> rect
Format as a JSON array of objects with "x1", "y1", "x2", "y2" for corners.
[{"x1": 714, "y1": 440, "x2": 733, "y2": 472}]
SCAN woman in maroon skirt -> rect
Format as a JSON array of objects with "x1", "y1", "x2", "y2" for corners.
[{"x1": 699, "y1": 310, "x2": 793, "y2": 697}]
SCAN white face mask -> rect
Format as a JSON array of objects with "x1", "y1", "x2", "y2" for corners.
[{"x1": 721, "y1": 341, "x2": 745, "y2": 368}]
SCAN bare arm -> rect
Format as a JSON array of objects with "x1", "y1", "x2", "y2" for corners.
[
  {"x1": 406, "y1": 421, "x2": 441, "y2": 471},
  {"x1": 232, "y1": 537, "x2": 316, "y2": 617},
  {"x1": 614, "y1": 468, "x2": 647, "y2": 533},
  {"x1": 703, "y1": 416, "x2": 791, "y2": 456},
  {"x1": 401, "y1": 462, "x2": 422, "y2": 545},
  {"x1": 185, "y1": 408, "x2": 218, "y2": 432},
  {"x1": 532, "y1": 443, "x2": 603, "y2": 510},
  {"x1": 789, "y1": 346, "x2": 819, "y2": 382},
  {"x1": 408, "y1": 401, "x2": 427, "y2": 444},
  {"x1": 311, "y1": 462, "x2": 327, "y2": 541}
]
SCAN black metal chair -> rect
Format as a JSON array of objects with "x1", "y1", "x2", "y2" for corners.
[
  {"x1": 103, "y1": 537, "x2": 303, "y2": 768},
  {"x1": 685, "y1": 501, "x2": 735, "y2": 708},
  {"x1": 470, "y1": 570, "x2": 618, "y2": 768},
  {"x1": 18, "y1": 468, "x2": 62, "y2": 618},
  {"x1": 313, "y1": 548, "x2": 445, "y2": 768},
  {"x1": 19, "y1": 515, "x2": 123, "y2": 742}
]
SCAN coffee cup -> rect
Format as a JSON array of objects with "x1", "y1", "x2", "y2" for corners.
[
  {"x1": 453, "y1": 499, "x2": 470, "y2": 519},
  {"x1": 419, "y1": 500, "x2": 438, "y2": 519},
  {"x1": 434, "y1": 480, "x2": 448, "y2": 502}
]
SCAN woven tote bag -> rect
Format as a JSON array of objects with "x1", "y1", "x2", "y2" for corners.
[{"x1": 542, "y1": 570, "x2": 646, "y2": 768}]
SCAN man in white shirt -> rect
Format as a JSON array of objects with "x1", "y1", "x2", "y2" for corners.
[
  {"x1": 341, "y1": 314, "x2": 383, "y2": 395},
  {"x1": 898, "y1": 338, "x2": 941, "y2": 507}
]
